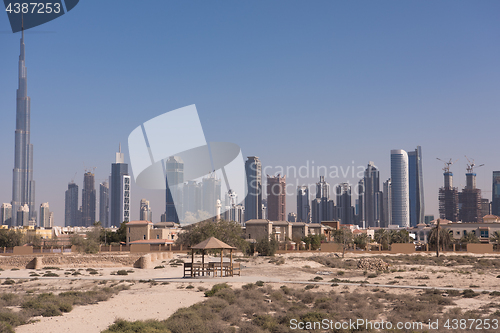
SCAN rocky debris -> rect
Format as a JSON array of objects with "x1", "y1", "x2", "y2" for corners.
[{"x1": 357, "y1": 258, "x2": 389, "y2": 271}]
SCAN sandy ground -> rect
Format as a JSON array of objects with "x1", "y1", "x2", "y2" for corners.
[
  {"x1": 16, "y1": 284, "x2": 204, "y2": 333},
  {"x1": 0, "y1": 251, "x2": 498, "y2": 333}
]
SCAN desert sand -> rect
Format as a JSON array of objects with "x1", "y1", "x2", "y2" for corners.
[{"x1": 1, "y1": 251, "x2": 498, "y2": 332}]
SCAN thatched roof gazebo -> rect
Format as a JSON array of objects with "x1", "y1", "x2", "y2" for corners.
[{"x1": 184, "y1": 237, "x2": 238, "y2": 278}]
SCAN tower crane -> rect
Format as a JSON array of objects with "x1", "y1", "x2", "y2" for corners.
[
  {"x1": 465, "y1": 156, "x2": 484, "y2": 174},
  {"x1": 436, "y1": 158, "x2": 457, "y2": 173}
]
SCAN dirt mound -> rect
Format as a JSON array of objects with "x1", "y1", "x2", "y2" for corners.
[{"x1": 357, "y1": 258, "x2": 389, "y2": 271}]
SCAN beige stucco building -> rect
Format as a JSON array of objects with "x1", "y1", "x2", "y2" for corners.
[{"x1": 126, "y1": 221, "x2": 180, "y2": 245}]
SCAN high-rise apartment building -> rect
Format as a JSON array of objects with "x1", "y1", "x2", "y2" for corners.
[
  {"x1": 288, "y1": 212, "x2": 297, "y2": 222},
  {"x1": 39, "y1": 202, "x2": 50, "y2": 228},
  {"x1": 165, "y1": 156, "x2": 183, "y2": 223},
  {"x1": 356, "y1": 179, "x2": 365, "y2": 227},
  {"x1": 202, "y1": 174, "x2": 221, "y2": 218},
  {"x1": 311, "y1": 198, "x2": 322, "y2": 223},
  {"x1": 140, "y1": 199, "x2": 152, "y2": 221},
  {"x1": 110, "y1": 145, "x2": 130, "y2": 227},
  {"x1": 184, "y1": 181, "x2": 202, "y2": 217},
  {"x1": 1, "y1": 204, "x2": 12, "y2": 226},
  {"x1": 12, "y1": 27, "x2": 35, "y2": 226},
  {"x1": 364, "y1": 162, "x2": 381, "y2": 228},
  {"x1": 382, "y1": 179, "x2": 392, "y2": 227},
  {"x1": 296, "y1": 186, "x2": 310, "y2": 223},
  {"x1": 492, "y1": 171, "x2": 500, "y2": 217},
  {"x1": 99, "y1": 181, "x2": 109, "y2": 226},
  {"x1": 408, "y1": 146, "x2": 425, "y2": 227},
  {"x1": 48, "y1": 212, "x2": 54, "y2": 228},
  {"x1": 316, "y1": 176, "x2": 330, "y2": 222},
  {"x1": 65, "y1": 182, "x2": 79, "y2": 227},
  {"x1": 391, "y1": 150, "x2": 410, "y2": 227},
  {"x1": 336, "y1": 183, "x2": 353, "y2": 224},
  {"x1": 267, "y1": 174, "x2": 286, "y2": 221},
  {"x1": 82, "y1": 172, "x2": 96, "y2": 227},
  {"x1": 17, "y1": 204, "x2": 30, "y2": 227},
  {"x1": 244, "y1": 156, "x2": 262, "y2": 221}
]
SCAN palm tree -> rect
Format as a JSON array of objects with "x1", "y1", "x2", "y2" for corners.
[
  {"x1": 374, "y1": 229, "x2": 390, "y2": 250},
  {"x1": 428, "y1": 219, "x2": 452, "y2": 257},
  {"x1": 460, "y1": 232, "x2": 480, "y2": 244},
  {"x1": 390, "y1": 229, "x2": 412, "y2": 244},
  {"x1": 490, "y1": 231, "x2": 500, "y2": 250},
  {"x1": 354, "y1": 233, "x2": 370, "y2": 250},
  {"x1": 333, "y1": 228, "x2": 353, "y2": 258}
]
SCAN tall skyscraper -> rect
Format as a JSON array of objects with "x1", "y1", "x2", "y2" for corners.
[
  {"x1": 459, "y1": 169, "x2": 482, "y2": 223},
  {"x1": 110, "y1": 145, "x2": 130, "y2": 227},
  {"x1": 336, "y1": 183, "x2": 353, "y2": 224},
  {"x1": 12, "y1": 26, "x2": 35, "y2": 226},
  {"x1": 408, "y1": 146, "x2": 425, "y2": 227},
  {"x1": 99, "y1": 181, "x2": 109, "y2": 226},
  {"x1": 382, "y1": 178, "x2": 392, "y2": 227},
  {"x1": 438, "y1": 167, "x2": 459, "y2": 222},
  {"x1": 267, "y1": 174, "x2": 286, "y2": 221},
  {"x1": 39, "y1": 202, "x2": 50, "y2": 228},
  {"x1": 140, "y1": 199, "x2": 152, "y2": 221},
  {"x1": 184, "y1": 180, "x2": 202, "y2": 217},
  {"x1": 492, "y1": 171, "x2": 500, "y2": 216},
  {"x1": 316, "y1": 176, "x2": 330, "y2": 222},
  {"x1": 296, "y1": 186, "x2": 310, "y2": 222},
  {"x1": 64, "y1": 182, "x2": 79, "y2": 227},
  {"x1": 356, "y1": 179, "x2": 365, "y2": 227},
  {"x1": 1, "y1": 204, "x2": 12, "y2": 226},
  {"x1": 17, "y1": 204, "x2": 30, "y2": 227},
  {"x1": 244, "y1": 156, "x2": 262, "y2": 221},
  {"x1": 364, "y1": 162, "x2": 380, "y2": 228},
  {"x1": 165, "y1": 156, "x2": 183, "y2": 223},
  {"x1": 48, "y1": 212, "x2": 54, "y2": 228},
  {"x1": 82, "y1": 172, "x2": 96, "y2": 227},
  {"x1": 202, "y1": 174, "x2": 221, "y2": 218},
  {"x1": 311, "y1": 198, "x2": 322, "y2": 223},
  {"x1": 391, "y1": 149, "x2": 410, "y2": 227}
]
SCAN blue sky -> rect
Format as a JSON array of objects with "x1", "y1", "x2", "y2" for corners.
[{"x1": 1, "y1": 1, "x2": 499, "y2": 225}]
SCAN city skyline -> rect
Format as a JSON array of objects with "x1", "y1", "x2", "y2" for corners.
[{"x1": 1, "y1": 1, "x2": 499, "y2": 226}]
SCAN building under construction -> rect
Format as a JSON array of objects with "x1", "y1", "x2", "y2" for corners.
[
  {"x1": 438, "y1": 170, "x2": 459, "y2": 222},
  {"x1": 458, "y1": 158, "x2": 483, "y2": 223}
]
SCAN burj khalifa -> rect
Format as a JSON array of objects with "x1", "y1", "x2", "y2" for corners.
[{"x1": 11, "y1": 27, "x2": 35, "y2": 226}]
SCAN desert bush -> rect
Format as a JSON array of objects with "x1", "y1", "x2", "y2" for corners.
[
  {"x1": 255, "y1": 281, "x2": 264, "y2": 287},
  {"x1": 242, "y1": 283, "x2": 255, "y2": 290},
  {"x1": 213, "y1": 288, "x2": 236, "y2": 304},
  {"x1": 102, "y1": 319, "x2": 170, "y2": 333},
  {"x1": 462, "y1": 289, "x2": 479, "y2": 298},
  {"x1": 253, "y1": 314, "x2": 278, "y2": 331},
  {"x1": 280, "y1": 285, "x2": 291, "y2": 295},
  {"x1": 116, "y1": 270, "x2": 128, "y2": 276},
  {"x1": 164, "y1": 306, "x2": 207, "y2": 333},
  {"x1": 0, "y1": 310, "x2": 27, "y2": 327},
  {"x1": 0, "y1": 321, "x2": 14, "y2": 333},
  {"x1": 205, "y1": 283, "x2": 230, "y2": 297},
  {"x1": 1, "y1": 280, "x2": 15, "y2": 286},
  {"x1": 0, "y1": 294, "x2": 19, "y2": 306}
]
